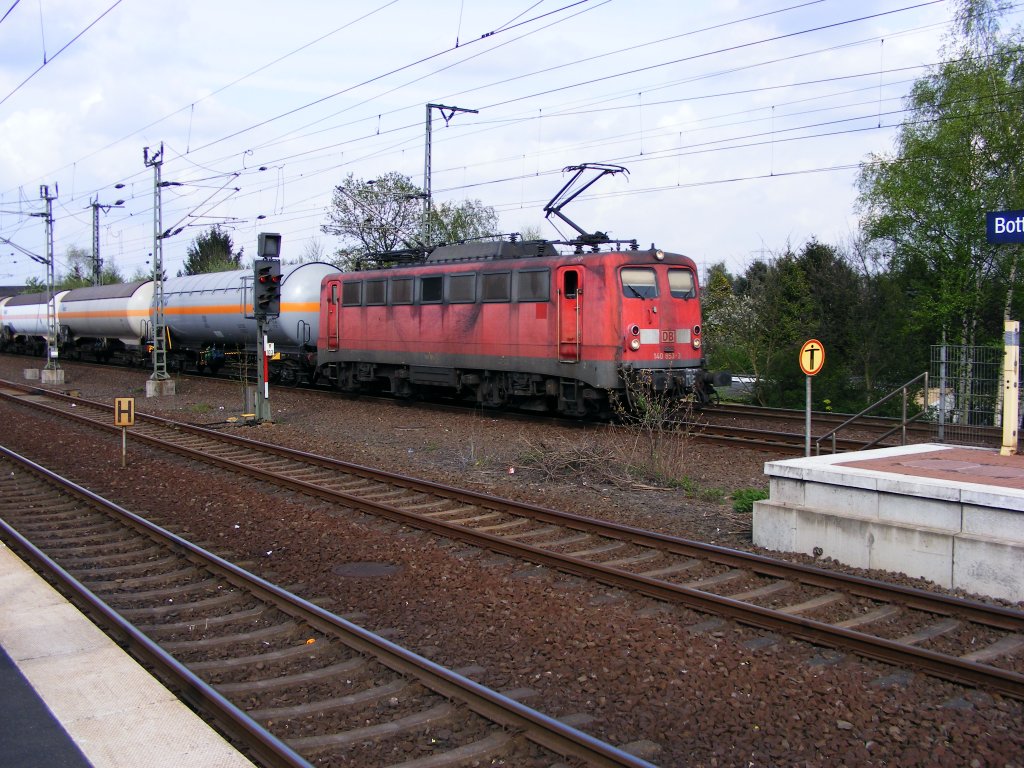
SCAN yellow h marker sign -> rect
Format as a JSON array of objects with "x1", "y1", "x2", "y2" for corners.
[
  {"x1": 114, "y1": 398, "x2": 135, "y2": 427},
  {"x1": 114, "y1": 397, "x2": 135, "y2": 468}
]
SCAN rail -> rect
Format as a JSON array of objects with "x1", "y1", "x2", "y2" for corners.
[
  {"x1": 815, "y1": 372, "x2": 929, "y2": 455},
  {"x1": 5, "y1": 379, "x2": 1024, "y2": 700}
]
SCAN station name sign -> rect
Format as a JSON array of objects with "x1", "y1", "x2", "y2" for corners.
[{"x1": 986, "y1": 209, "x2": 1024, "y2": 243}]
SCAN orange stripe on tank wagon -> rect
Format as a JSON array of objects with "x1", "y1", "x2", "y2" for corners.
[
  {"x1": 56, "y1": 302, "x2": 317, "y2": 321},
  {"x1": 162, "y1": 302, "x2": 317, "y2": 315}
]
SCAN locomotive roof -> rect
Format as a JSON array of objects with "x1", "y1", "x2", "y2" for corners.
[{"x1": 425, "y1": 240, "x2": 559, "y2": 263}]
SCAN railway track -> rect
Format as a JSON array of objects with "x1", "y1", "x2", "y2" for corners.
[
  {"x1": 0, "y1": 355, "x2": 853, "y2": 454},
  {"x1": 0, "y1": 445, "x2": 655, "y2": 768},
  {"x1": 704, "y1": 402, "x2": 1004, "y2": 452},
  {"x1": 3, "y1": 378, "x2": 1023, "y2": 702}
]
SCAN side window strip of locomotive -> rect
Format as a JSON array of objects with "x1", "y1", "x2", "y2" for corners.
[
  {"x1": 516, "y1": 268, "x2": 550, "y2": 302},
  {"x1": 365, "y1": 279, "x2": 386, "y2": 306},
  {"x1": 481, "y1": 272, "x2": 511, "y2": 302},
  {"x1": 447, "y1": 273, "x2": 476, "y2": 303},
  {"x1": 668, "y1": 268, "x2": 696, "y2": 299},
  {"x1": 390, "y1": 277, "x2": 413, "y2": 305},
  {"x1": 342, "y1": 280, "x2": 361, "y2": 307},
  {"x1": 420, "y1": 275, "x2": 443, "y2": 304},
  {"x1": 330, "y1": 283, "x2": 339, "y2": 305},
  {"x1": 620, "y1": 267, "x2": 658, "y2": 299}
]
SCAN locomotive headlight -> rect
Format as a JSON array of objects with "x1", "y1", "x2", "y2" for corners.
[
  {"x1": 693, "y1": 337, "x2": 702, "y2": 349},
  {"x1": 630, "y1": 338, "x2": 641, "y2": 351},
  {"x1": 654, "y1": 249, "x2": 665, "y2": 261}
]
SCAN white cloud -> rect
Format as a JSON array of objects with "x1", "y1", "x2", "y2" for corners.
[{"x1": 0, "y1": 0, "x2": 1005, "y2": 284}]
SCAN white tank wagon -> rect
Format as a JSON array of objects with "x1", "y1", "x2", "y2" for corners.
[
  {"x1": 162, "y1": 262, "x2": 336, "y2": 382},
  {"x1": 58, "y1": 281, "x2": 154, "y2": 350},
  {"x1": 0, "y1": 290, "x2": 69, "y2": 354}
]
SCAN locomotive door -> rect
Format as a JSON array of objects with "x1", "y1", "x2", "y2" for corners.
[
  {"x1": 326, "y1": 281, "x2": 340, "y2": 351},
  {"x1": 557, "y1": 267, "x2": 582, "y2": 362}
]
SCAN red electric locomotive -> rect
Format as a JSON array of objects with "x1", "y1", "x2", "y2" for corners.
[{"x1": 314, "y1": 164, "x2": 725, "y2": 416}]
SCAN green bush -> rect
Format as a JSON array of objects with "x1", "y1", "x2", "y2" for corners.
[{"x1": 731, "y1": 488, "x2": 769, "y2": 514}]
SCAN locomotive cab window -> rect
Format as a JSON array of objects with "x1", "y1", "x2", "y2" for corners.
[
  {"x1": 621, "y1": 267, "x2": 657, "y2": 299},
  {"x1": 516, "y1": 269, "x2": 550, "y2": 302},
  {"x1": 342, "y1": 281, "x2": 361, "y2": 307},
  {"x1": 330, "y1": 283, "x2": 339, "y2": 305},
  {"x1": 668, "y1": 268, "x2": 696, "y2": 299},
  {"x1": 481, "y1": 272, "x2": 511, "y2": 302},
  {"x1": 447, "y1": 273, "x2": 476, "y2": 303},
  {"x1": 390, "y1": 277, "x2": 413, "y2": 305},
  {"x1": 365, "y1": 279, "x2": 386, "y2": 306},
  {"x1": 420, "y1": 275, "x2": 443, "y2": 304}
]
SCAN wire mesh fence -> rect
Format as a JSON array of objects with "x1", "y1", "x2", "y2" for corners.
[{"x1": 929, "y1": 343, "x2": 1010, "y2": 447}]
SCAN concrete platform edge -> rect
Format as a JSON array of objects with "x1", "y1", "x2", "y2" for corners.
[{"x1": 0, "y1": 541, "x2": 254, "y2": 768}]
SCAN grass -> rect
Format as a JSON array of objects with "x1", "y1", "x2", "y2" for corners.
[{"x1": 731, "y1": 488, "x2": 769, "y2": 514}]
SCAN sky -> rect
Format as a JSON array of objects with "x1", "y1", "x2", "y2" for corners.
[{"x1": 0, "y1": 0, "x2": 1018, "y2": 286}]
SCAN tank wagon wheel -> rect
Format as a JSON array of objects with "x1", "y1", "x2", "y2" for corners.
[{"x1": 276, "y1": 363, "x2": 301, "y2": 388}]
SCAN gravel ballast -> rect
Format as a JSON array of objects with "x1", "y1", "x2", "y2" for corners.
[{"x1": 2, "y1": 357, "x2": 1021, "y2": 767}]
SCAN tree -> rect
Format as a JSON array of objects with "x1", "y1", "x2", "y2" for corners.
[
  {"x1": 22, "y1": 245, "x2": 124, "y2": 291},
  {"x1": 298, "y1": 237, "x2": 328, "y2": 264},
  {"x1": 699, "y1": 261, "x2": 738, "y2": 372},
  {"x1": 180, "y1": 225, "x2": 243, "y2": 275},
  {"x1": 57, "y1": 245, "x2": 93, "y2": 289},
  {"x1": 426, "y1": 199, "x2": 499, "y2": 245},
  {"x1": 321, "y1": 171, "x2": 500, "y2": 270},
  {"x1": 321, "y1": 172, "x2": 426, "y2": 271},
  {"x1": 708, "y1": 253, "x2": 814, "y2": 406},
  {"x1": 856, "y1": 0, "x2": 1024, "y2": 349}
]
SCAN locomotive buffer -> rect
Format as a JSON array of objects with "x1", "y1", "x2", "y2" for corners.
[{"x1": 253, "y1": 233, "x2": 282, "y2": 423}]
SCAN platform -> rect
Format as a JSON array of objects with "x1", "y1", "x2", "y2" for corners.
[
  {"x1": 752, "y1": 443, "x2": 1024, "y2": 602},
  {"x1": 0, "y1": 541, "x2": 254, "y2": 768}
]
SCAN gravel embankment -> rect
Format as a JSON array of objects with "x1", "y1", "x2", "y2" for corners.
[{"x1": 2, "y1": 357, "x2": 1021, "y2": 767}]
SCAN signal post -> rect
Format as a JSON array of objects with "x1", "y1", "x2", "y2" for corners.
[
  {"x1": 799, "y1": 339, "x2": 825, "y2": 456},
  {"x1": 253, "y1": 233, "x2": 282, "y2": 423}
]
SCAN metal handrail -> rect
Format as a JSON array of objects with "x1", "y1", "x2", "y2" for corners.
[{"x1": 815, "y1": 372, "x2": 929, "y2": 455}]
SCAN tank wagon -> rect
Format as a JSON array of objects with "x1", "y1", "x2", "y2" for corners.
[
  {"x1": 315, "y1": 239, "x2": 722, "y2": 417},
  {"x1": 2, "y1": 166, "x2": 727, "y2": 412},
  {"x1": 1, "y1": 262, "x2": 335, "y2": 384},
  {"x1": 57, "y1": 281, "x2": 154, "y2": 362},
  {"x1": 160, "y1": 261, "x2": 335, "y2": 382},
  {"x1": 0, "y1": 290, "x2": 70, "y2": 355}
]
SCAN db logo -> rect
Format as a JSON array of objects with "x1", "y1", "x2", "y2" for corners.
[{"x1": 661, "y1": 330, "x2": 676, "y2": 343}]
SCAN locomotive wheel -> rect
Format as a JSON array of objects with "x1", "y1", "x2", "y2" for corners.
[{"x1": 476, "y1": 379, "x2": 506, "y2": 408}]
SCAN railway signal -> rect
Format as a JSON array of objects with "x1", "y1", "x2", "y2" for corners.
[
  {"x1": 253, "y1": 233, "x2": 282, "y2": 423},
  {"x1": 254, "y1": 258, "x2": 282, "y2": 318}
]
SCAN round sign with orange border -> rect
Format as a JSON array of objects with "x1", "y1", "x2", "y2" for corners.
[{"x1": 799, "y1": 339, "x2": 825, "y2": 376}]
